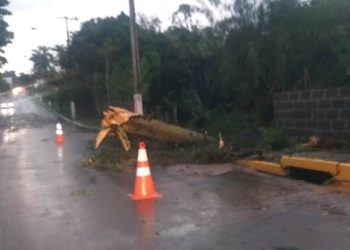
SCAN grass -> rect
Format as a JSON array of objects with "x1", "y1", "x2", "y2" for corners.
[
  {"x1": 260, "y1": 126, "x2": 290, "y2": 150},
  {"x1": 81, "y1": 135, "x2": 235, "y2": 171}
]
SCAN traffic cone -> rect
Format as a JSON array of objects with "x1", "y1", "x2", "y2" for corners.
[
  {"x1": 55, "y1": 123, "x2": 64, "y2": 144},
  {"x1": 129, "y1": 142, "x2": 160, "y2": 200}
]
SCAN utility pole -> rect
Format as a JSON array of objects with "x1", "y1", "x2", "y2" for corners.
[
  {"x1": 129, "y1": 0, "x2": 143, "y2": 115},
  {"x1": 57, "y1": 16, "x2": 78, "y2": 47}
]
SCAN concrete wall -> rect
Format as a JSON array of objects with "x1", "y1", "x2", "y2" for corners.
[{"x1": 273, "y1": 88, "x2": 350, "y2": 137}]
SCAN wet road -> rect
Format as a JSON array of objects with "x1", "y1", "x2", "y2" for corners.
[{"x1": 1, "y1": 96, "x2": 350, "y2": 250}]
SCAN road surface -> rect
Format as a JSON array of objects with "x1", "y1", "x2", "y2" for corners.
[{"x1": 1, "y1": 96, "x2": 350, "y2": 250}]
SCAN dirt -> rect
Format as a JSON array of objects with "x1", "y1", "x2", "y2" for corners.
[
  {"x1": 83, "y1": 132, "x2": 350, "y2": 176},
  {"x1": 82, "y1": 135, "x2": 236, "y2": 171}
]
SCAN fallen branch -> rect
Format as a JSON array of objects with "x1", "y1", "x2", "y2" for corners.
[{"x1": 96, "y1": 106, "x2": 214, "y2": 151}]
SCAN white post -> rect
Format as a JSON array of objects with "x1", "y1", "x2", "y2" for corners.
[
  {"x1": 70, "y1": 101, "x2": 76, "y2": 120},
  {"x1": 134, "y1": 94, "x2": 143, "y2": 115},
  {"x1": 129, "y1": 0, "x2": 144, "y2": 115},
  {"x1": 48, "y1": 101, "x2": 52, "y2": 107}
]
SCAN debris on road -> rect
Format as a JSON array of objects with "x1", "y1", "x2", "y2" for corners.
[
  {"x1": 84, "y1": 137, "x2": 234, "y2": 171},
  {"x1": 91, "y1": 107, "x2": 350, "y2": 191},
  {"x1": 95, "y1": 106, "x2": 213, "y2": 151},
  {"x1": 302, "y1": 136, "x2": 320, "y2": 149}
]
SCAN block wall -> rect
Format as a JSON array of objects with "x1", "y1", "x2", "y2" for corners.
[{"x1": 273, "y1": 88, "x2": 350, "y2": 137}]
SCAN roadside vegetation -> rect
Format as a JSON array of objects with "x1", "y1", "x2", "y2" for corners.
[
  {"x1": 82, "y1": 136, "x2": 235, "y2": 170},
  {"x1": 0, "y1": 0, "x2": 13, "y2": 92},
  {"x1": 2, "y1": 0, "x2": 350, "y2": 167},
  {"x1": 6, "y1": 0, "x2": 349, "y2": 132}
]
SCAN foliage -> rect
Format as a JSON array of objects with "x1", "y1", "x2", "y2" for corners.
[
  {"x1": 0, "y1": 78, "x2": 9, "y2": 92},
  {"x1": 30, "y1": 46, "x2": 55, "y2": 79},
  {"x1": 0, "y1": 0, "x2": 13, "y2": 67},
  {"x1": 17, "y1": 73, "x2": 34, "y2": 85},
  {"x1": 30, "y1": 0, "x2": 350, "y2": 134},
  {"x1": 260, "y1": 126, "x2": 289, "y2": 150},
  {"x1": 82, "y1": 136, "x2": 233, "y2": 171}
]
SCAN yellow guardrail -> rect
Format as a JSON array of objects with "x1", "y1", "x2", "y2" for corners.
[
  {"x1": 237, "y1": 160, "x2": 285, "y2": 176},
  {"x1": 281, "y1": 156, "x2": 338, "y2": 175},
  {"x1": 238, "y1": 156, "x2": 350, "y2": 183}
]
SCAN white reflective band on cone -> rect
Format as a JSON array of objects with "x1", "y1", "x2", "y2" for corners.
[
  {"x1": 137, "y1": 149, "x2": 148, "y2": 162},
  {"x1": 56, "y1": 130, "x2": 63, "y2": 135},
  {"x1": 56, "y1": 123, "x2": 62, "y2": 130},
  {"x1": 136, "y1": 167, "x2": 151, "y2": 177}
]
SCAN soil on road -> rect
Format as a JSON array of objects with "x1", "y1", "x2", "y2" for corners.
[{"x1": 0, "y1": 96, "x2": 350, "y2": 250}]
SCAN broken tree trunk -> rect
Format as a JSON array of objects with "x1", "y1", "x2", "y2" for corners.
[
  {"x1": 122, "y1": 116, "x2": 209, "y2": 143},
  {"x1": 95, "y1": 106, "x2": 214, "y2": 151}
]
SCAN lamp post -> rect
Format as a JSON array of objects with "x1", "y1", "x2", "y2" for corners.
[
  {"x1": 129, "y1": 0, "x2": 143, "y2": 115},
  {"x1": 57, "y1": 16, "x2": 78, "y2": 47}
]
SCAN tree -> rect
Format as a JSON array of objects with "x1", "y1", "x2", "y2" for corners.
[
  {"x1": 0, "y1": 78, "x2": 9, "y2": 92},
  {"x1": 138, "y1": 14, "x2": 161, "y2": 33},
  {"x1": 18, "y1": 73, "x2": 34, "y2": 85},
  {"x1": 48, "y1": 0, "x2": 350, "y2": 129},
  {"x1": 30, "y1": 46, "x2": 55, "y2": 79},
  {"x1": 66, "y1": 14, "x2": 133, "y2": 114},
  {"x1": 52, "y1": 45, "x2": 68, "y2": 71},
  {"x1": 0, "y1": 0, "x2": 13, "y2": 67}
]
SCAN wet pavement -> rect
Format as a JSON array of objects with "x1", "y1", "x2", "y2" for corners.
[{"x1": 1, "y1": 96, "x2": 350, "y2": 250}]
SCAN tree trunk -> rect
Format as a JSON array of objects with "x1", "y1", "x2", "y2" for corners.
[
  {"x1": 122, "y1": 116, "x2": 213, "y2": 143},
  {"x1": 105, "y1": 58, "x2": 111, "y2": 104},
  {"x1": 95, "y1": 106, "x2": 214, "y2": 150},
  {"x1": 173, "y1": 105, "x2": 178, "y2": 124},
  {"x1": 91, "y1": 75, "x2": 101, "y2": 115}
]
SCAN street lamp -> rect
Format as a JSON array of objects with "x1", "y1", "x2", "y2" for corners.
[
  {"x1": 57, "y1": 16, "x2": 78, "y2": 47},
  {"x1": 129, "y1": 0, "x2": 143, "y2": 115}
]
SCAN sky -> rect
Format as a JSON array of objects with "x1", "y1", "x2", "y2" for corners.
[{"x1": 3, "y1": 0, "x2": 197, "y2": 74}]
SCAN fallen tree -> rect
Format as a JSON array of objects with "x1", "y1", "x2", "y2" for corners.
[{"x1": 95, "y1": 106, "x2": 214, "y2": 151}]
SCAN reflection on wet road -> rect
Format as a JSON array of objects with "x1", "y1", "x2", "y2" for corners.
[{"x1": 0, "y1": 96, "x2": 350, "y2": 250}]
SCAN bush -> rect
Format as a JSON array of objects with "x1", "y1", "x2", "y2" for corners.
[
  {"x1": 260, "y1": 126, "x2": 289, "y2": 150},
  {"x1": 0, "y1": 80, "x2": 10, "y2": 93}
]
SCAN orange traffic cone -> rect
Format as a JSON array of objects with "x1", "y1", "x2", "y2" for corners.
[
  {"x1": 129, "y1": 142, "x2": 160, "y2": 200},
  {"x1": 55, "y1": 123, "x2": 64, "y2": 144}
]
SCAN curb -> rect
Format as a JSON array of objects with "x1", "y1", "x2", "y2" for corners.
[
  {"x1": 50, "y1": 108, "x2": 100, "y2": 132},
  {"x1": 237, "y1": 160, "x2": 285, "y2": 176},
  {"x1": 37, "y1": 96, "x2": 100, "y2": 132},
  {"x1": 239, "y1": 156, "x2": 350, "y2": 184},
  {"x1": 281, "y1": 156, "x2": 350, "y2": 183}
]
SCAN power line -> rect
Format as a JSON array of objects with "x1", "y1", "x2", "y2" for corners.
[{"x1": 57, "y1": 16, "x2": 78, "y2": 47}]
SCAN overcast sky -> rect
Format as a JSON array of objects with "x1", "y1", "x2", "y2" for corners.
[{"x1": 3, "y1": 0, "x2": 197, "y2": 74}]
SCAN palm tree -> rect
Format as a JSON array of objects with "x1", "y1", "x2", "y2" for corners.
[{"x1": 30, "y1": 46, "x2": 55, "y2": 79}]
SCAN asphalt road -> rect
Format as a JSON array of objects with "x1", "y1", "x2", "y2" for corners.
[{"x1": 1, "y1": 96, "x2": 350, "y2": 250}]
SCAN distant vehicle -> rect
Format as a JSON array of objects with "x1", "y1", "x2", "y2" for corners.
[
  {"x1": 12, "y1": 86, "x2": 27, "y2": 96},
  {"x1": 1, "y1": 100, "x2": 15, "y2": 116}
]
